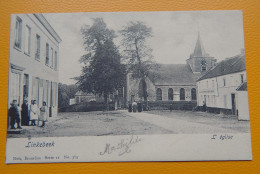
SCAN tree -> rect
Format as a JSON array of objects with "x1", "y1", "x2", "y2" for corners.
[
  {"x1": 120, "y1": 21, "x2": 157, "y2": 108},
  {"x1": 77, "y1": 18, "x2": 125, "y2": 110},
  {"x1": 58, "y1": 83, "x2": 78, "y2": 108}
]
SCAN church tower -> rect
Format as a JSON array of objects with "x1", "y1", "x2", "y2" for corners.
[{"x1": 186, "y1": 32, "x2": 216, "y2": 74}]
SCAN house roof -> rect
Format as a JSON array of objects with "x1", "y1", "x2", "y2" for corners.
[
  {"x1": 152, "y1": 64, "x2": 201, "y2": 86},
  {"x1": 197, "y1": 54, "x2": 246, "y2": 81},
  {"x1": 237, "y1": 82, "x2": 247, "y2": 91},
  {"x1": 34, "y1": 14, "x2": 62, "y2": 43},
  {"x1": 75, "y1": 90, "x2": 87, "y2": 96}
]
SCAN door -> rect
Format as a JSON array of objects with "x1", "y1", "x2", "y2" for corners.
[
  {"x1": 231, "y1": 94, "x2": 236, "y2": 115},
  {"x1": 23, "y1": 74, "x2": 29, "y2": 102}
]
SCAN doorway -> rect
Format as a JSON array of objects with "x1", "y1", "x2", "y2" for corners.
[
  {"x1": 22, "y1": 74, "x2": 29, "y2": 102},
  {"x1": 231, "y1": 93, "x2": 236, "y2": 115}
]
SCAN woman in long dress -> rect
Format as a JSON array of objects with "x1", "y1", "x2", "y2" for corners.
[
  {"x1": 39, "y1": 101, "x2": 48, "y2": 127},
  {"x1": 30, "y1": 100, "x2": 38, "y2": 126}
]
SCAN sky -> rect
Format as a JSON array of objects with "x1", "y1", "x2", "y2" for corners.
[{"x1": 44, "y1": 10, "x2": 245, "y2": 85}]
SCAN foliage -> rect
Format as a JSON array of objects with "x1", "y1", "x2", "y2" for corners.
[
  {"x1": 77, "y1": 18, "x2": 125, "y2": 110},
  {"x1": 58, "y1": 83, "x2": 78, "y2": 108}
]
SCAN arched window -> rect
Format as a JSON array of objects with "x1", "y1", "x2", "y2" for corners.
[
  {"x1": 180, "y1": 88, "x2": 185, "y2": 100},
  {"x1": 168, "y1": 88, "x2": 173, "y2": 100},
  {"x1": 156, "y1": 88, "x2": 162, "y2": 101},
  {"x1": 191, "y1": 88, "x2": 197, "y2": 100}
]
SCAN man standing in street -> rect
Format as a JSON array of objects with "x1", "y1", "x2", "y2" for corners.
[
  {"x1": 132, "y1": 100, "x2": 137, "y2": 113},
  {"x1": 21, "y1": 99, "x2": 29, "y2": 126},
  {"x1": 8, "y1": 100, "x2": 22, "y2": 129}
]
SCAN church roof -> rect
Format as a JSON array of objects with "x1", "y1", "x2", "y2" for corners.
[
  {"x1": 152, "y1": 64, "x2": 201, "y2": 86},
  {"x1": 197, "y1": 54, "x2": 246, "y2": 81},
  {"x1": 191, "y1": 32, "x2": 209, "y2": 58}
]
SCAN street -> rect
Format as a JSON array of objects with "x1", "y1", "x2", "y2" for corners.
[{"x1": 7, "y1": 110, "x2": 250, "y2": 138}]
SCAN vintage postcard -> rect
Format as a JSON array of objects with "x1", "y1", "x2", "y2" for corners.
[{"x1": 5, "y1": 10, "x2": 252, "y2": 163}]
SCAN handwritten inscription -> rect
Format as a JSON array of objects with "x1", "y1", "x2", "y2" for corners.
[
  {"x1": 211, "y1": 134, "x2": 233, "y2": 140},
  {"x1": 100, "y1": 135, "x2": 142, "y2": 156}
]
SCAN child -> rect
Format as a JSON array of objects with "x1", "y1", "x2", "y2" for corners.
[
  {"x1": 30, "y1": 100, "x2": 38, "y2": 126},
  {"x1": 39, "y1": 101, "x2": 48, "y2": 127}
]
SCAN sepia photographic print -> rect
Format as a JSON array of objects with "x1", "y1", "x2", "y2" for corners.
[{"x1": 6, "y1": 10, "x2": 252, "y2": 163}]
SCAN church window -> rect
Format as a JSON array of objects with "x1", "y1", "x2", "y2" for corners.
[
  {"x1": 191, "y1": 88, "x2": 197, "y2": 100},
  {"x1": 156, "y1": 88, "x2": 162, "y2": 101},
  {"x1": 201, "y1": 59, "x2": 207, "y2": 71},
  {"x1": 180, "y1": 88, "x2": 185, "y2": 100},
  {"x1": 168, "y1": 88, "x2": 173, "y2": 100}
]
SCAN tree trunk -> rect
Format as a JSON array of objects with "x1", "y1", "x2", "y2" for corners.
[
  {"x1": 141, "y1": 78, "x2": 148, "y2": 109},
  {"x1": 104, "y1": 93, "x2": 109, "y2": 111}
]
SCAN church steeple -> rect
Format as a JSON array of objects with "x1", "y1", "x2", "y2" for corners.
[
  {"x1": 186, "y1": 32, "x2": 216, "y2": 74},
  {"x1": 191, "y1": 32, "x2": 208, "y2": 58}
]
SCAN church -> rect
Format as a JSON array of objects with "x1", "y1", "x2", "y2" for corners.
[{"x1": 124, "y1": 33, "x2": 217, "y2": 109}]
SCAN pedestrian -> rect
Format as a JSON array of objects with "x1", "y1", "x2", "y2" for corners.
[
  {"x1": 21, "y1": 98, "x2": 29, "y2": 126},
  {"x1": 128, "y1": 102, "x2": 132, "y2": 112},
  {"x1": 170, "y1": 104, "x2": 173, "y2": 112},
  {"x1": 137, "y1": 102, "x2": 142, "y2": 112},
  {"x1": 39, "y1": 101, "x2": 48, "y2": 127},
  {"x1": 202, "y1": 100, "x2": 207, "y2": 112},
  {"x1": 8, "y1": 100, "x2": 22, "y2": 129},
  {"x1": 132, "y1": 100, "x2": 137, "y2": 113},
  {"x1": 30, "y1": 100, "x2": 38, "y2": 126}
]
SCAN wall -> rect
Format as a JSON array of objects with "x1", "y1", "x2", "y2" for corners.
[
  {"x1": 0, "y1": 0, "x2": 259, "y2": 173},
  {"x1": 197, "y1": 70, "x2": 247, "y2": 109},
  {"x1": 8, "y1": 14, "x2": 59, "y2": 117},
  {"x1": 155, "y1": 85, "x2": 197, "y2": 101},
  {"x1": 187, "y1": 57, "x2": 216, "y2": 73},
  {"x1": 236, "y1": 91, "x2": 250, "y2": 120},
  {"x1": 126, "y1": 73, "x2": 156, "y2": 102}
]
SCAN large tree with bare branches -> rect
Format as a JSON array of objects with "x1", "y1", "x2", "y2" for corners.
[{"x1": 120, "y1": 21, "x2": 157, "y2": 108}]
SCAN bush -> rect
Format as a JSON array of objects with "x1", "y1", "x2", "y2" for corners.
[{"x1": 59, "y1": 101, "x2": 115, "y2": 112}]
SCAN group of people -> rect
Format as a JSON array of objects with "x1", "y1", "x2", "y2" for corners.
[
  {"x1": 8, "y1": 99, "x2": 48, "y2": 129},
  {"x1": 128, "y1": 101, "x2": 143, "y2": 113}
]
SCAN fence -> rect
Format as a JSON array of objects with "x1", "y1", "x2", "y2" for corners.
[{"x1": 148, "y1": 101, "x2": 197, "y2": 111}]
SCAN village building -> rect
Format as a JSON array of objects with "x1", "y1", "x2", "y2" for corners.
[
  {"x1": 126, "y1": 33, "x2": 216, "y2": 109},
  {"x1": 8, "y1": 14, "x2": 62, "y2": 117},
  {"x1": 69, "y1": 90, "x2": 104, "y2": 105},
  {"x1": 196, "y1": 50, "x2": 249, "y2": 120}
]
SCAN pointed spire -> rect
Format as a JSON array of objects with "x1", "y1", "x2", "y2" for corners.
[{"x1": 192, "y1": 32, "x2": 208, "y2": 57}]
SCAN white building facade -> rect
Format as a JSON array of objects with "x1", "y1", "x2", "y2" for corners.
[
  {"x1": 197, "y1": 52, "x2": 250, "y2": 120},
  {"x1": 8, "y1": 14, "x2": 62, "y2": 117}
]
